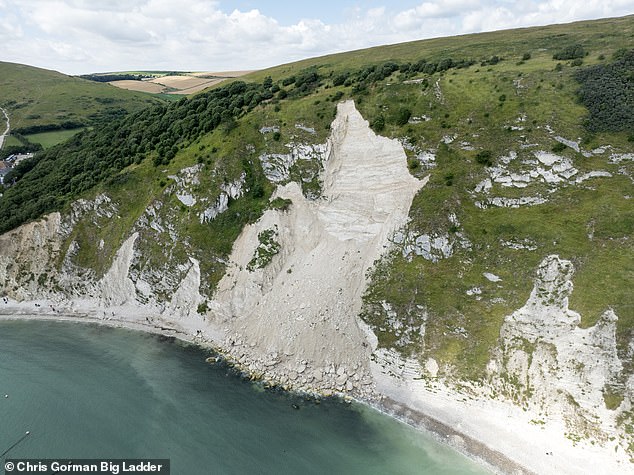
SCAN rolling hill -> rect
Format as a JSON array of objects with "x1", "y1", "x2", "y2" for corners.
[
  {"x1": 0, "y1": 61, "x2": 168, "y2": 149},
  {"x1": 0, "y1": 14, "x2": 633, "y2": 474}
]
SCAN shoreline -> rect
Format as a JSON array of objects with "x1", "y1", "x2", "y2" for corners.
[
  {"x1": 0, "y1": 310, "x2": 515, "y2": 474},
  {"x1": 364, "y1": 396, "x2": 534, "y2": 475},
  {"x1": 2, "y1": 309, "x2": 630, "y2": 474}
]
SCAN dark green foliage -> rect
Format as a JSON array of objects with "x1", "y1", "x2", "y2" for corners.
[
  {"x1": 371, "y1": 115, "x2": 386, "y2": 132},
  {"x1": 331, "y1": 91, "x2": 344, "y2": 101},
  {"x1": 481, "y1": 55, "x2": 501, "y2": 66},
  {"x1": 395, "y1": 108, "x2": 412, "y2": 126},
  {"x1": 0, "y1": 80, "x2": 273, "y2": 233},
  {"x1": 289, "y1": 67, "x2": 321, "y2": 97},
  {"x1": 475, "y1": 150, "x2": 493, "y2": 166},
  {"x1": 269, "y1": 197, "x2": 292, "y2": 211},
  {"x1": 553, "y1": 43, "x2": 586, "y2": 60},
  {"x1": 13, "y1": 121, "x2": 84, "y2": 135},
  {"x1": 332, "y1": 73, "x2": 349, "y2": 87},
  {"x1": 281, "y1": 76, "x2": 295, "y2": 86},
  {"x1": 522, "y1": 52, "x2": 531, "y2": 61},
  {"x1": 575, "y1": 50, "x2": 634, "y2": 132},
  {"x1": 552, "y1": 142, "x2": 567, "y2": 153}
]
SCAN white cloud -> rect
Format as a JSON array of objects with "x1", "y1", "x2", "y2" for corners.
[{"x1": 1, "y1": 0, "x2": 633, "y2": 74}]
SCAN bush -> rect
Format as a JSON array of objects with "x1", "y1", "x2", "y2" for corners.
[
  {"x1": 475, "y1": 150, "x2": 493, "y2": 166},
  {"x1": 553, "y1": 44, "x2": 585, "y2": 60},
  {"x1": 522, "y1": 52, "x2": 531, "y2": 61},
  {"x1": 575, "y1": 49, "x2": 634, "y2": 132},
  {"x1": 395, "y1": 108, "x2": 412, "y2": 126},
  {"x1": 552, "y1": 142, "x2": 567, "y2": 153},
  {"x1": 371, "y1": 115, "x2": 385, "y2": 132},
  {"x1": 269, "y1": 197, "x2": 292, "y2": 211}
]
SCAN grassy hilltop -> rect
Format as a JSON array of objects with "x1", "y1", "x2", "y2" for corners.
[
  {"x1": 1, "y1": 15, "x2": 633, "y2": 406},
  {"x1": 0, "y1": 61, "x2": 167, "y2": 150}
]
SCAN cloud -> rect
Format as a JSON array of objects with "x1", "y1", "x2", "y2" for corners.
[{"x1": 1, "y1": 0, "x2": 633, "y2": 74}]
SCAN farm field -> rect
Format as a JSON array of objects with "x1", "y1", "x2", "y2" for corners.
[{"x1": 109, "y1": 70, "x2": 254, "y2": 94}]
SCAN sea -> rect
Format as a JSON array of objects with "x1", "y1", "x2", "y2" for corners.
[{"x1": 0, "y1": 320, "x2": 490, "y2": 474}]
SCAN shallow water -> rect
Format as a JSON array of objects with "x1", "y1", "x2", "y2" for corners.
[{"x1": 0, "y1": 320, "x2": 489, "y2": 474}]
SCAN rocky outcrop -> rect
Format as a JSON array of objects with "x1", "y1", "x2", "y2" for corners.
[
  {"x1": 488, "y1": 255, "x2": 627, "y2": 443},
  {"x1": 1, "y1": 102, "x2": 632, "y2": 474}
]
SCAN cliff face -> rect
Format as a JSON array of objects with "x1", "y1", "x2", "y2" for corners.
[
  {"x1": 0, "y1": 101, "x2": 422, "y2": 397},
  {"x1": 490, "y1": 255, "x2": 629, "y2": 446},
  {"x1": 1, "y1": 101, "x2": 632, "y2": 472}
]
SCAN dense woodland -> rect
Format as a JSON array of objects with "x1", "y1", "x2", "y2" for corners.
[
  {"x1": 0, "y1": 50, "x2": 632, "y2": 234},
  {"x1": 575, "y1": 49, "x2": 634, "y2": 132}
]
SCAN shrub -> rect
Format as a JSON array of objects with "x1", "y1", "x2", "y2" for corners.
[
  {"x1": 269, "y1": 197, "x2": 292, "y2": 211},
  {"x1": 395, "y1": 108, "x2": 412, "y2": 126},
  {"x1": 552, "y1": 142, "x2": 567, "y2": 153},
  {"x1": 371, "y1": 115, "x2": 385, "y2": 132},
  {"x1": 475, "y1": 150, "x2": 493, "y2": 166},
  {"x1": 553, "y1": 44, "x2": 585, "y2": 60},
  {"x1": 575, "y1": 49, "x2": 634, "y2": 132}
]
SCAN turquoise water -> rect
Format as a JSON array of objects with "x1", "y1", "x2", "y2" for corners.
[{"x1": 0, "y1": 321, "x2": 489, "y2": 474}]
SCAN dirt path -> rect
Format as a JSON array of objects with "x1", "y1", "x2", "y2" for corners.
[{"x1": 0, "y1": 107, "x2": 9, "y2": 150}]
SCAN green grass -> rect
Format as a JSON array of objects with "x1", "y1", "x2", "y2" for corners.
[
  {"x1": 3, "y1": 14, "x2": 633, "y2": 395},
  {"x1": 3, "y1": 135, "x2": 22, "y2": 147},
  {"x1": 24, "y1": 128, "x2": 85, "y2": 149},
  {"x1": 0, "y1": 61, "x2": 166, "y2": 132}
]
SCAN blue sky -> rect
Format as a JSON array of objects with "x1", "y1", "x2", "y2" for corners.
[{"x1": 1, "y1": 1, "x2": 633, "y2": 74}]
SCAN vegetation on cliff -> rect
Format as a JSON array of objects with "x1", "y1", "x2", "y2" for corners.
[{"x1": 0, "y1": 16, "x2": 633, "y2": 409}]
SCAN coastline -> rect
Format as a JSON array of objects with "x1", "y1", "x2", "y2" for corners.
[
  {"x1": 2, "y1": 308, "x2": 630, "y2": 475},
  {"x1": 0, "y1": 310, "x2": 509, "y2": 474}
]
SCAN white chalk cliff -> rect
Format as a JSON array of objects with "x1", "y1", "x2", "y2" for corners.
[{"x1": 0, "y1": 101, "x2": 632, "y2": 474}]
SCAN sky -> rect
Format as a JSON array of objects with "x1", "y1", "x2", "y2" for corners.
[{"x1": 1, "y1": 1, "x2": 633, "y2": 75}]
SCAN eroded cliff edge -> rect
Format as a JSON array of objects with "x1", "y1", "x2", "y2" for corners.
[{"x1": 1, "y1": 101, "x2": 632, "y2": 474}]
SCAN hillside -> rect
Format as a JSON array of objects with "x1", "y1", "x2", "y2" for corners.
[
  {"x1": 1, "y1": 15, "x2": 633, "y2": 474},
  {"x1": 0, "y1": 61, "x2": 167, "y2": 150}
]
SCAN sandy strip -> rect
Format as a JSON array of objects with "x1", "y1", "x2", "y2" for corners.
[{"x1": 370, "y1": 370, "x2": 632, "y2": 475}]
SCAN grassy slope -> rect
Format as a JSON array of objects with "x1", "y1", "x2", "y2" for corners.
[
  {"x1": 245, "y1": 15, "x2": 634, "y2": 82},
  {"x1": 238, "y1": 15, "x2": 634, "y2": 380},
  {"x1": 2, "y1": 15, "x2": 633, "y2": 389},
  {"x1": 0, "y1": 61, "x2": 166, "y2": 132}
]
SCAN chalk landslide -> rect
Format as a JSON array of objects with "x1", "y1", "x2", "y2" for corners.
[
  {"x1": 211, "y1": 100, "x2": 425, "y2": 394},
  {"x1": 0, "y1": 100, "x2": 424, "y2": 396},
  {"x1": 3, "y1": 100, "x2": 633, "y2": 474}
]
